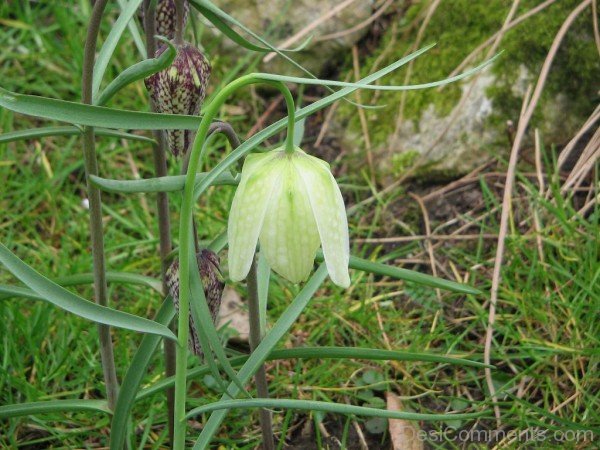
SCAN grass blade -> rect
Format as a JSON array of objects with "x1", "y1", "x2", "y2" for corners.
[
  {"x1": 0, "y1": 126, "x2": 155, "y2": 144},
  {"x1": 94, "y1": 38, "x2": 176, "y2": 106},
  {"x1": 193, "y1": 264, "x2": 328, "y2": 449},
  {"x1": 0, "y1": 243, "x2": 176, "y2": 340},
  {"x1": 0, "y1": 399, "x2": 110, "y2": 419},
  {"x1": 0, "y1": 87, "x2": 202, "y2": 130},
  {"x1": 186, "y1": 398, "x2": 487, "y2": 422},
  {"x1": 109, "y1": 298, "x2": 175, "y2": 450}
]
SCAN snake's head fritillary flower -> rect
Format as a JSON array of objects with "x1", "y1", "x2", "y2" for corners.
[
  {"x1": 166, "y1": 249, "x2": 224, "y2": 357},
  {"x1": 228, "y1": 147, "x2": 350, "y2": 288},
  {"x1": 145, "y1": 42, "x2": 211, "y2": 157}
]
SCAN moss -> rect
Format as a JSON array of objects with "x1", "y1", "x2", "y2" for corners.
[{"x1": 339, "y1": 0, "x2": 598, "y2": 151}]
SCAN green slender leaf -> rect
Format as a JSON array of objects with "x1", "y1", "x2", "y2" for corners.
[
  {"x1": 188, "y1": 247, "x2": 248, "y2": 396},
  {"x1": 0, "y1": 244, "x2": 176, "y2": 340},
  {"x1": 93, "y1": 0, "x2": 145, "y2": 97},
  {"x1": 0, "y1": 88, "x2": 202, "y2": 130},
  {"x1": 0, "y1": 272, "x2": 162, "y2": 301},
  {"x1": 208, "y1": 230, "x2": 229, "y2": 253},
  {"x1": 0, "y1": 399, "x2": 110, "y2": 419},
  {"x1": 193, "y1": 265, "x2": 328, "y2": 448},
  {"x1": 57, "y1": 271, "x2": 163, "y2": 294},
  {"x1": 94, "y1": 38, "x2": 176, "y2": 106},
  {"x1": 187, "y1": 398, "x2": 487, "y2": 422},
  {"x1": 191, "y1": 1, "x2": 311, "y2": 53},
  {"x1": 109, "y1": 298, "x2": 175, "y2": 450},
  {"x1": 116, "y1": 0, "x2": 147, "y2": 58},
  {"x1": 317, "y1": 252, "x2": 481, "y2": 295},
  {"x1": 190, "y1": 0, "x2": 378, "y2": 110},
  {"x1": 136, "y1": 347, "x2": 491, "y2": 401},
  {"x1": 258, "y1": 54, "x2": 501, "y2": 90},
  {"x1": 90, "y1": 171, "x2": 238, "y2": 194},
  {"x1": 0, "y1": 126, "x2": 155, "y2": 144}
]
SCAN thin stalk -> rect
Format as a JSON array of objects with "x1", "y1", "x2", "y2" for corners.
[
  {"x1": 143, "y1": 0, "x2": 176, "y2": 442},
  {"x1": 82, "y1": 0, "x2": 119, "y2": 410},
  {"x1": 247, "y1": 257, "x2": 275, "y2": 450},
  {"x1": 173, "y1": 75, "x2": 296, "y2": 449},
  {"x1": 175, "y1": 0, "x2": 185, "y2": 45}
]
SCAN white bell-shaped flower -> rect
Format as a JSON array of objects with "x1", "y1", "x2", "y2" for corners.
[{"x1": 228, "y1": 147, "x2": 350, "y2": 288}]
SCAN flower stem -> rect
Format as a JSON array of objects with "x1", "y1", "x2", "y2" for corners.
[
  {"x1": 82, "y1": 0, "x2": 119, "y2": 410},
  {"x1": 143, "y1": 0, "x2": 176, "y2": 442},
  {"x1": 174, "y1": 75, "x2": 296, "y2": 449},
  {"x1": 174, "y1": 0, "x2": 185, "y2": 45},
  {"x1": 247, "y1": 257, "x2": 275, "y2": 450}
]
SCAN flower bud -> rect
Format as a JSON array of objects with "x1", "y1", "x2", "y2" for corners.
[
  {"x1": 166, "y1": 249, "x2": 224, "y2": 357},
  {"x1": 145, "y1": 42, "x2": 211, "y2": 157},
  {"x1": 228, "y1": 147, "x2": 351, "y2": 288},
  {"x1": 154, "y1": 0, "x2": 189, "y2": 40}
]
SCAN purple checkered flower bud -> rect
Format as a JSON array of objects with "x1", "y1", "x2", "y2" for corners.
[
  {"x1": 145, "y1": 42, "x2": 211, "y2": 157},
  {"x1": 155, "y1": 0, "x2": 189, "y2": 40},
  {"x1": 166, "y1": 249, "x2": 224, "y2": 358}
]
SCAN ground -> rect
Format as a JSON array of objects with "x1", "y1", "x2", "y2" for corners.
[{"x1": 0, "y1": 1, "x2": 598, "y2": 449}]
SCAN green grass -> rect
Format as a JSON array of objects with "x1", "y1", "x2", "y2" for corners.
[{"x1": 1, "y1": 1, "x2": 599, "y2": 448}]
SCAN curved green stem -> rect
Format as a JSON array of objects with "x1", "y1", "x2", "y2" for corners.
[{"x1": 173, "y1": 75, "x2": 296, "y2": 449}]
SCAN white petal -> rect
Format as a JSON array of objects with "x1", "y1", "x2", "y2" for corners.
[
  {"x1": 259, "y1": 156, "x2": 320, "y2": 283},
  {"x1": 227, "y1": 152, "x2": 283, "y2": 281},
  {"x1": 295, "y1": 154, "x2": 350, "y2": 288}
]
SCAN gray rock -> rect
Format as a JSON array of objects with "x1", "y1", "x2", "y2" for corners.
[
  {"x1": 386, "y1": 73, "x2": 498, "y2": 175},
  {"x1": 211, "y1": 0, "x2": 374, "y2": 74}
]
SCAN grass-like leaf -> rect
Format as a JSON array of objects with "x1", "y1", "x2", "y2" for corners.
[
  {"x1": 0, "y1": 272, "x2": 163, "y2": 301},
  {"x1": 257, "y1": 53, "x2": 501, "y2": 90},
  {"x1": 94, "y1": 37, "x2": 176, "y2": 106},
  {"x1": 191, "y1": 1, "x2": 311, "y2": 53},
  {"x1": 0, "y1": 126, "x2": 155, "y2": 144},
  {"x1": 186, "y1": 398, "x2": 487, "y2": 422},
  {"x1": 93, "y1": 0, "x2": 144, "y2": 97},
  {"x1": 0, "y1": 399, "x2": 110, "y2": 419},
  {"x1": 0, "y1": 87, "x2": 202, "y2": 130},
  {"x1": 189, "y1": 0, "x2": 379, "y2": 110},
  {"x1": 109, "y1": 298, "x2": 175, "y2": 450},
  {"x1": 319, "y1": 252, "x2": 481, "y2": 295},
  {"x1": 0, "y1": 243, "x2": 176, "y2": 340},
  {"x1": 187, "y1": 247, "x2": 248, "y2": 395},
  {"x1": 90, "y1": 171, "x2": 238, "y2": 194},
  {"x1": 136, "y1": 347, "x2": 491, "y2": 401}
]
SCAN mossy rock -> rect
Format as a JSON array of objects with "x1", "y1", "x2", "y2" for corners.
[{"x1": 336, "y1": 0, "x2": 599, "y2": 180}]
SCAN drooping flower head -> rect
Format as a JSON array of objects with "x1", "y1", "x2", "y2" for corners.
[
  {"x1": 145, "y1": 42, "x2": 211, "y2": 157},
  {"x1": 228, "y1": 147, "x2": 350, "y2": 288},
  {"x1": 166, "y1": 249, "x2": 224, "y2": 357}
]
